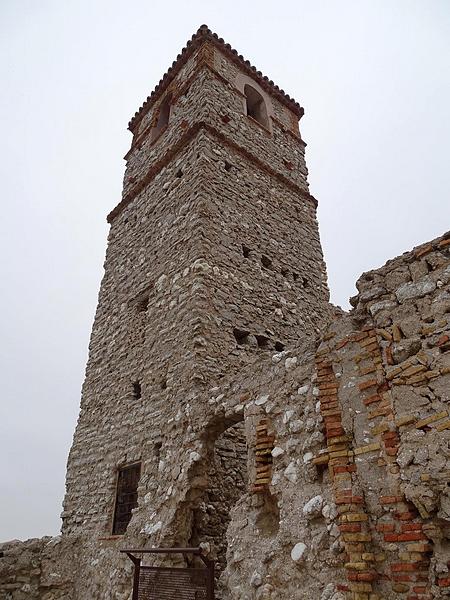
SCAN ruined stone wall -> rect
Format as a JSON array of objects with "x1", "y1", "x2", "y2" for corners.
[
  {"x1": 325, "y1": 232, "x2": 450, "y2": 599},
  {"x1": 0, "y1": 537, "x2": 77, "y2": 600},
  {"x1": 209, "y1": 340, "x2": 340, "y2": 600},
  {"x1": 2, "y1": 229, "x2": 448, "y2": 600},
  {"x1": 208, "y1": 232, "x2": 450, "y2": 600}
]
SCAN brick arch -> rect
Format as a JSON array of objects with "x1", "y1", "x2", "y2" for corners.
[
  {"x1": 149, "y1": 92, "x2": 172, "y2": 143},
  {"x1": 235, "y1": 73, "x2": 274, "y2": 133}
]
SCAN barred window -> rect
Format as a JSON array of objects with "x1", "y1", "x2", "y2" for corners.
[{"x1": 112, "y1": 463, "x2": 141, "y2": 535}]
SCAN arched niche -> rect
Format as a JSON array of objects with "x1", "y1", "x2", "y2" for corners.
[
  {"x1": 244, "y1": 84, "x2": 269, "y2": 129},
  {"x1": 150, "y1": 93, "x2": 172, "y2": 142},
  {"x1": 235, "y1": 74, "x2": 273, "y2": 132}
]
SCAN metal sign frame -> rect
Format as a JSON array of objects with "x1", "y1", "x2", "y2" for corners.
[{"x1": 121, "y1": 547, "x2": 215, "y2": 600}]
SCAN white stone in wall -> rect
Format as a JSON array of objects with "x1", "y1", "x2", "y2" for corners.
[
  {"x1": 255, "y1": 394, "x2": 269, "y2": 406},
  {"x1": 290, "y1": 420, "x2": 304, "y2": 433},
  {"x1": 271, "y1": 446, "x2": 284, "y2": 458},
  {"x1": 155, "y1": 274, "x2": 167, "y2": 291},
  {"x1": 322, "y1": 503, "x2": 338, "y2": 521},
  {"x1": 285, "y1": 357, "x2": 298, "y2": 370},
  {"x1": 291, "y1": 542, "x2": 307, "y2": 562},
  {"x1": 328, "y1": 523, "x2": 340, "y2": 538},
  {"x1": 188, "y1": 451, "x2": 201, "y2": 463},
  {"x1": 141, "y1": 521, "x2": 162, "y2": 535},
  {"x1": 308, "y1": 431, "x2": 324, "y2": 445},
  {"x1": 305, "y1": 418, "x2": 316, "y2": 432},
  {"x1": 303, "y1": 495, "x2": 323, "y2": 518},
  {"x1": 284, "y1": 461, "x2": 298, "y2": 483},
  {"x1": 272, "y1": 351, "x2": 286, "y2": 363},
  {"x1": 368, "y1": 299, "x2": 398, "y2": 316},
  {"x1": 321, "y1": 584, "x2": 340, "y2": 600},
  {"x1": 192, "y1": 258, "x2": 212, "y2": 273},
  {"x1": 283, "y1": 409, "x2": 295, "y2": 424},
  {"x1": 303, "y1": 452, "x2": 313, "y2": 464},
  {"x1": 359, "y1": 285, "x2": 386, "y2": 302},
  {"x1": 250, "y1": 571, "x2": 263, "y2": 587}
]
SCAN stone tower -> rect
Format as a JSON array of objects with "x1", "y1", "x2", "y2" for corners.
[{"x1": 60, "y1": 24, "x2": 329, "y2": 596}]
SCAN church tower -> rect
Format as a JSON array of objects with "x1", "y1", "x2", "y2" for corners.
[{"x1": 61, "y1": 25, "x2": 329, "y2": 594}]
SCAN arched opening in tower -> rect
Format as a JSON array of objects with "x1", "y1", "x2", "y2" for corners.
[
  {"x1": 189, "y1": 420, "x2": 248, "y2": 592},
  {"x1": 244, "y1": 84, "x2": 269, "y2": 129},
  {"x1": 150, "y1": 93, "x2": 172, "y2": 142}
]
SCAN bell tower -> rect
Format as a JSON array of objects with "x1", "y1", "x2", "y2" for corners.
[{"x1": 62, "y1": 22, "x2": 329, "y2": 563}]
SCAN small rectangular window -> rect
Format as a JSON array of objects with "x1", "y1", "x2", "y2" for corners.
[{"x1": 112, "y1": 463, "x2": 141, "y2": 535}]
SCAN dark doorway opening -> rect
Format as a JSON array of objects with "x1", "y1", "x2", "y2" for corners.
[{"x1": 189, "y1": 420, "x2": 247, "y2": 594}]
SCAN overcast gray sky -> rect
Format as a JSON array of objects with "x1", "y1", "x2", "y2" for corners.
[{"x1": 1, "y1": 0, "x2": 449, "y2": 541}]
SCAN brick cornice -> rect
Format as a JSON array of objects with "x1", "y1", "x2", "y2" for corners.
[
  {"x1": 107, "y1": 122, "x2": 317, "y2": 223},
  {"x1": 128, "y1": 25, "x2": 304, "y2": 133},
  {"x1": 126, "y1": 62, "x2": 306, "y2": 159}
]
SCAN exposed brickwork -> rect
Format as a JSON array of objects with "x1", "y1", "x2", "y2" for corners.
[
  {"x1": 252, "y1": 418, "x2": 275, "y2": 493},
  {"x1": 313, "y1": 231, "x2": 450, "y2": 600}
]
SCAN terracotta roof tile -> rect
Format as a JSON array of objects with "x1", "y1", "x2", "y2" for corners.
[{"x1": 128, "y1": 24, "x2": 304, "y2": 131}]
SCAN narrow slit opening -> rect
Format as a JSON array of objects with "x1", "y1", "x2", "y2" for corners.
[
  {"x1": 137, "y1": 295, "x2": 149, "y2": 312},
  {"x1": 133, "y1": 381, "x2": 142, "y2": 399},
  {"x1": 255, "y1": 334, "x2": 270, "y2": 349},
  {"x1": 261, "y1": 255, "x2": 273, "y2": 270},
  {"x1": 233, "y1": 328, "x2": 250, "y2": 346}
]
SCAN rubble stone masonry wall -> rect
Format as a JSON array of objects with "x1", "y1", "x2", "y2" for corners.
[
  {"x1": 193, "y1": 232, "x2": 450, "y2": 600},
  {"x1": 2, "y1": 233, "x2": 448, "y2": 599},
  {"x1": 1, "y1": 27, "x2": 449, "y2": 600}
]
